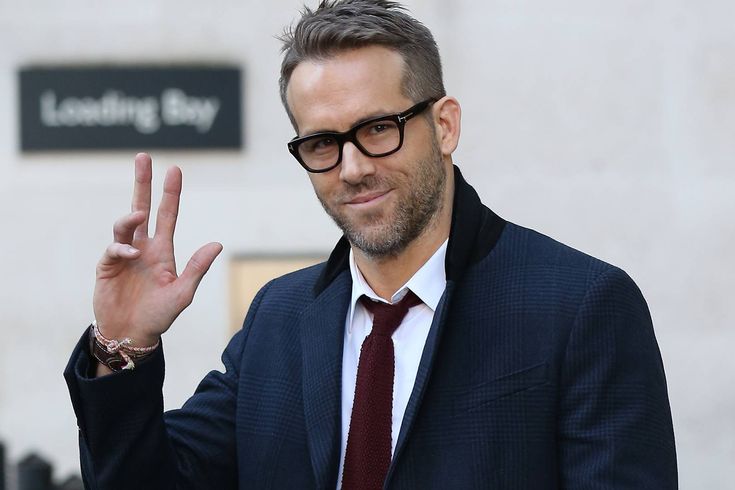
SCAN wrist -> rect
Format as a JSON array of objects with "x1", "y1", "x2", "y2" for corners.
[
  {"x1": 94, "y1": 360, "x2": 114, "y2": 378},
  {"x1": 95, "y1": 321, "x2": 160, "y2": 348},
  {"x1": 89, "y1": 322, "x2": 160, "y2": 372}
]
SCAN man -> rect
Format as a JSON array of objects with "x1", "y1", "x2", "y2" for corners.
[{"x1": 65, "y1": 1, "x2": 678, "y2": 489}]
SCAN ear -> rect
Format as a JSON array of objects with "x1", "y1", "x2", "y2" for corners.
[{"x1": 432, "y1": 96, "x2": 461, "y2": 157}]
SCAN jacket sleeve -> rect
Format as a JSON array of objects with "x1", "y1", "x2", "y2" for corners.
[
  {"x1": 64, "y1": 281, "x2": 273, "y2": 490},
  {"x1": 557, "y1": 266, "x2": 678, "y2": 488}
]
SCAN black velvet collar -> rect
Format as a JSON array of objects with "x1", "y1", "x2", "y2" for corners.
[{"x1": 313, "y1": 165, "x2": 506, "y2": 295}]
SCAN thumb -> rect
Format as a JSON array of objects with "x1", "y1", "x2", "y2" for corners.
[{"x1": 176, "y1": 242, "x2": 224, "y2": 308}]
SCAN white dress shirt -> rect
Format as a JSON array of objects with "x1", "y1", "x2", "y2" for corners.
[{"x1": 337, "y1": 240, "x2": 448, "y2": 488}]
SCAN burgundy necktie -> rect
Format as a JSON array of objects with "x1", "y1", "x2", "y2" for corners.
[{"x1": 342, "y1": 290, "x2": 423, "y2": 490}]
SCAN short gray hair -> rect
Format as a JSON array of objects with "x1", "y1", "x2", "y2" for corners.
[{"x1": 278, "y1": 0, "x2": 446, "y2": 129}]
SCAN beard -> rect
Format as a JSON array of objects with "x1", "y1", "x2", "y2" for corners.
[{"x1": 315, "y1": 136, "x2": 447, "y2": 259}]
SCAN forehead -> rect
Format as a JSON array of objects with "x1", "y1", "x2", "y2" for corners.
[{"x1": 286, "y1": 45, "x2": 413, "y2": 134}]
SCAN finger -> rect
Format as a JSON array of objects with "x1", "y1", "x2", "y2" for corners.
[
  {"x1": 154, "y1": 166, "x2": 182, "y2": 242},
  {"x1": 112, "y1": 211, "x2": 147, "y2": 244},
  {"x1": 132, "y1": 153, "x2": 153, "y2": 240},
  {"x1": 175, "y1": 242, "x2": 223, "y2": 308},
  {"x1": 99, "y1": 242, "x2": 141, "y2": 267}
]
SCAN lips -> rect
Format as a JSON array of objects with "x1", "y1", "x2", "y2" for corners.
[
  {"x1": 345, "y1": 189, "x2": 391, "y2": 205},
  {"x1": 347, "y1": 191, "x2": 388, "y2": 204}
]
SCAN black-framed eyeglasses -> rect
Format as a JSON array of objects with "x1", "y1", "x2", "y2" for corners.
[{"x1": 287, "y1": 98, "x2": 435, "y2": 173}]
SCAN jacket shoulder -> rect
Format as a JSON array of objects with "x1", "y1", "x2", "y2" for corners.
[
  {"x1": 466, "y1": 221, "x2": 646, "y2": 313},
  {"x1": 239, "y1": 261, "x2": 330, "y2": 322},
  {"x1": 264, "y1": 261, "x2": 327, "y2": 299},
  {"x1": 496, "y1": 221, "x2": 620, "y2": 277}
]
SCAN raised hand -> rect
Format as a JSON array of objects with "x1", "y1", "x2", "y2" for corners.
[{"x1": 93, "y1": 153, "x2": 223, "y2": 350}]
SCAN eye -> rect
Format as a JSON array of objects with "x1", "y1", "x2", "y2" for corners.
[
  {"x1": 314, "y1": 137, "x2": 335, "y2": 149},
  {"x1": 304, "y1": 136, "x2": 338, "y2": 154},
  {"x1": 363, "y1": 120, "x2": 398, "y2": 137},
  {"x1": 369, "y1": 123, "x2": 390, "y2": 134}
]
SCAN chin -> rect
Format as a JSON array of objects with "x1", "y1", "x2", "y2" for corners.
[{"x1": 346, "y1": 222, "x2": 410, "y2": 258}]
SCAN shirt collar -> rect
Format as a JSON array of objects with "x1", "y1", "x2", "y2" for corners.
[{"x1": 346, "y1": 239, "x2": 448, "y2": 333}]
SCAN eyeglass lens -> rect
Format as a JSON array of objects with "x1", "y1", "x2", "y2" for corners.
[{"x1": 298, "y1": 118, "x2": 401, "y2": 170}]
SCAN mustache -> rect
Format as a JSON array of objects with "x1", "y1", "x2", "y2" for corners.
[{"x1": 336, "y1": 176, "x2": 392, "y2": 202}]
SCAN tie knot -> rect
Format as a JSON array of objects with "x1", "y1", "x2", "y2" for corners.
[{"x1": 359, "y1": 290, "x2": 422, "y2": 337}]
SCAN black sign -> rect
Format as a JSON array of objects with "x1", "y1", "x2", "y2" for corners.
[{"x1": 19, "y1": 66, "x2": 242, "y2": 151}]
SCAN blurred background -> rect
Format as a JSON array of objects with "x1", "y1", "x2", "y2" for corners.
[{"x1": 0, "y1": 0, "x2": 733, "y2": 487}]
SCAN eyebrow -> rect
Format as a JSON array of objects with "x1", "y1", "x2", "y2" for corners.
[{"x1": 299, "y1": 108, "x2": 397, "y2": 137}]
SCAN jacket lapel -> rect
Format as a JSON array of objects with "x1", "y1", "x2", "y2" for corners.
[
  {"x1": 388, "y1": 281, "x2": 456, "y2": 479},
  {"x1": 387, "y1": 167, "x2": 507, "y2": 485},
  {"x1": 300, "y1": 269, "x2": 351, "y2": 490}
]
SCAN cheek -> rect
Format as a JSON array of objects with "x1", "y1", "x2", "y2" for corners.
[
  {"x1": 386, "y1": 146, "x2": 427, "y2": 178},
  {"x1": 396, "y1": 127, "x2": 433, "y2": 166},
  {"x1": 308, "y1": 174, "x2": 336, "y2": 201}
]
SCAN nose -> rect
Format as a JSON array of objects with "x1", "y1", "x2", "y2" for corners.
[{"x1": 339, "y1": 141, "x2": 375, "y2": 185}]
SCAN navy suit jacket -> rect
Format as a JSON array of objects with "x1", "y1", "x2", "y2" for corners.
[{"x1": 65, "y1": 167, "x2": 677, "y2": 489}]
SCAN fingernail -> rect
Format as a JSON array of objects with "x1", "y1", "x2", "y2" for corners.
[{"x1": 127, "y1": 246, "x2": 139, "y2": 254}]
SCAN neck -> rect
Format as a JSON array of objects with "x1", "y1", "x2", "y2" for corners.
[{"x1": 352, "y1": 172, "x2": 454, "y2": 301}]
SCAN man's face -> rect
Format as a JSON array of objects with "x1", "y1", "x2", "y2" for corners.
[{"x1": 286, "y1": 46, "x2": 448, "y2": 258}]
